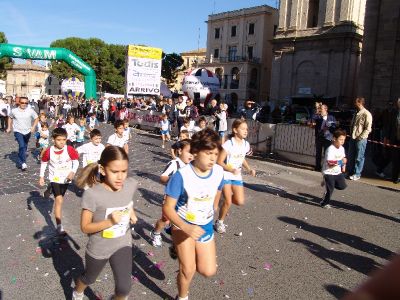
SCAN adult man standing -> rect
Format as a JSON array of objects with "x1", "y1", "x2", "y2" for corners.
[
  {"x1": 176, "y1": 96, "x2": 187, "y2": 131},
  {"x1": 6, "y1": 96, "x2": 39, "y2": 170},
  {"x1": 348, "y1": 97, "x2": 373, "y2": 181},
  {"x1": 184, "y1": 98, "x2": 199, "y2": 121},
  {"x1": 312, "y1": 104, "x2": 336, "y2": 171},
  {"x1": 102, "y1": 97, "x2": 110, "y2": 123},
  {"x1": 385, "y1": 99, "x2": 400, "y2": 183}
]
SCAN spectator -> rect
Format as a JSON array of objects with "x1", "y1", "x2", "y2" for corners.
[
  {"x1": 311, "y1": 104, "x2": 337, "y2": 171},
  {"x1": 241, "y1": 100, "x2": 259, "y2": 120},
  {"x1": 176, "y1": 96, "x2": 187, "y2": 131},
  {"x1": 347, "y1": 97, "x2": 373, "y2": 181},
  {"x1": 382, "y1": 98, "x2": 400, "y2": 184},
  {"x1": 0, "y1": 97, "x2": 11, "y2": 131},
  {"x1": 184, "y1": 98, "x2": 199, "y2": 121}
]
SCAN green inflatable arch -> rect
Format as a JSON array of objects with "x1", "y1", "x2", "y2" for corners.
[{"x1": 0, "y1": 43, "x2": 97, "y2": 99}]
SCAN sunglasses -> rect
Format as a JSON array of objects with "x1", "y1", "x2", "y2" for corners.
[{"x1": 20, "y1": 102, "x2": 28, "y2": 104}]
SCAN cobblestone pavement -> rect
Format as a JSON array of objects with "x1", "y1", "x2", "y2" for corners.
[{"x1": 0, "y1": 125, "x2": 398, "y2": 300}]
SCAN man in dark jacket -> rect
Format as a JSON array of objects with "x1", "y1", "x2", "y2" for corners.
[
  {"x1": 311, "y1": 104, "x2": 336, "y2": 171},
  {"x1": 385, "y1": 99, "x2": 400, "y2": 183}
]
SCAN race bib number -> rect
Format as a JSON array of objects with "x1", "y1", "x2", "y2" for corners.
[
  {"x1": 186, "y1": 195, "x2": 213, "y2": 224},
  {"x1": 102, "y1": 203, "x2": 133, "y2": 239}
]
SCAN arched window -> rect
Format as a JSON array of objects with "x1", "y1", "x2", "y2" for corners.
[{"x1": 230, "y1": 67, "x2": 240, "y2": 89}]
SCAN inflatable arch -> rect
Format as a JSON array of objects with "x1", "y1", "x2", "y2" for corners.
[{"x1": 0, "y1": 43, "x2": 96, "y2": 99}]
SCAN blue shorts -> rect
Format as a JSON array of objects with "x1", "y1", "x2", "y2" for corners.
[
  {"x1": 219, "y1": 131, "x2": 225, "y2": 137},
  {"x1": 175, "y1": 220, "x2": 214, "y2": 243},
  {"x1": 161, "y1": 130, "x2": 170, "y2": 135},
  {"x1": 223, "y1": 179, "x2": 243, "y2": 186}
]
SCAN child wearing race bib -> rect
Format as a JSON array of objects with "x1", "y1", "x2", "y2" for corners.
[
  {"x1": 75, "y1": 118, "x2": 87, "y2": 147},
  {"x1": 320, "y1": 129, "x2": 348, "y2": 208},
  {"x1": 163, "y1": 129, "x2": 224, "y2": 300},
  {"x1": 215, "y1": 119, "x2": 256, "y2": 234},
  {"x1": 39, "y1": 128, "x2": 79, "y2": 234},
  {"x1": 72, "y1": 146, "x2": 138, "y2": 300},
  {"x1": 63, "y1": 115, "x2": 80, "y2": 147},
  {"x1": 76, "y1": 129, "x2": 105, "y2": 168},
  {"x1": 37, "y1": 122, "x2": 50, "y2": 159},
  {"x1": 160, "y1": 113, "x2": 170, "y2": 149},
  {"x1": 151, "y1": 139, "x2": 193, "y2": 248},
  {"x1": 122, "y1": 119, "x2": 132, "y2": 144},
  {"x1": 88, "y1": 112, "x2": 99, "y2": 131},
  {"x1": 107, "y1": 120, "x2": 129, "y2": 154}
]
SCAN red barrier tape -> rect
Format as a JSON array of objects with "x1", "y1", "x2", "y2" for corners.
[{"x1": 347, "y1": 135, "x2": 400, "y2": 148}]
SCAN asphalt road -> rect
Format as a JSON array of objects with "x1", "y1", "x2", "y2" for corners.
[{"x1": 0, "y1": 124, "x2": 398, "y2": 300}]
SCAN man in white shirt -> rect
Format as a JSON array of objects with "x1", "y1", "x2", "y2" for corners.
[
  {"x1": 102, "y1": 97, "x2": 110, "y2": 123},
  {"x1": 7, "y1": 96, "x2": 39, "y2": 170}
]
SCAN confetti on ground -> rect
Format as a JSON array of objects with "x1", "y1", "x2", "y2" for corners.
[
  {"x1": 224, "y1": 295, "x2": 230, "y2": 298},
  {"x1": 63, "y1": 270, "x2": 70, "y2": 276},
  {"x1": 132, "y1": 276, "x2": 139, "y2": 283},
  {"x1": 248, "y1": 287, "x2": 254, "y2": 297},
  {"x1": 235, "y1": 232, "x2": 243, "y2": 236},
  {"x1": 275, "y1": 249, "x2": 280, "y2": 252},
  {"x1": 155, "y1": 261, "x2": 166, "y2": 270},
  {"x1": 35, "y1": 247, "x2": 42, "y2": 254},
  {"x1": 147, "y1": 251, "x2": 155, "y2": 257},
  {"x1": 241, "y1": 270, "x2": 247, "y2": 276},
  {"x1": 257, "y1": 227, "x2": 263, "y2": 231},
  {"x1": 264, "y1": 262, "x2": 272, "y2": 270},
  {"x1": 10, "y1": 276, "x2": 16, "y2": 284},
  {"x1": 44, "y1": 273, "x2": 49, "y2": 277}
]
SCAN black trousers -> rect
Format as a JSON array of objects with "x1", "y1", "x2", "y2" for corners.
[
  {"x1": 315, "y1": 137, "x2": 331, "y2": 171},
  {"x1": 0, "y1": 116, "x2": 7, "y2": 130},
  {"x1": 322, "y1": 173, "x2": 347, "y2": 205}
]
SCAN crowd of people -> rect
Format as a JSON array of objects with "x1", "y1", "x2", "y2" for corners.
[{"x1": 1, "y1": 92, "x2": 399, "y2": 299}]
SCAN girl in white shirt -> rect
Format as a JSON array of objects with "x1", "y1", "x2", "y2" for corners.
[
  {"x1": 63, "y1": 115, "x2": 80, "y2": 147},
  {"x1": 215, "y1": 119, "x2": 256, "y2": 234}
]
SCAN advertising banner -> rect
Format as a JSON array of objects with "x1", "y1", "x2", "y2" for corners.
[
  {"x1": 126, "y1": 45, "x2": 162, "y2": 95},
  {"x1": 126, "y1": 109, "x2": 163, "y2": 128}
]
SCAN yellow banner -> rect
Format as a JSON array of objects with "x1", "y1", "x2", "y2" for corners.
[{"x1": 128, "y1": 45, "x2": 162, "y2": 59}]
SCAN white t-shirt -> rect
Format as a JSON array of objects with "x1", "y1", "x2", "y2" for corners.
[
  {"x1": 77, "y1": 142, "x2": 106, "y2": 167},
  {"x1": 322, "y1": 144, "x2": 346, "y2": 175},
  {"x1": 222, "y1": 138, "x2": 250, "y2": 181},
  {"x1": 39, "y1": 129, "x2": 50, "y2": 148},
  {"x1": 123, "y1": 127, "x2": 131, "y2": 142},
  {"x1": 63, "y1": 123, "x2": 80, "y2": 142},
  {"x1": 160, "y1": 120, "x2": 170, "y2": 131},
  {"x1": 9, "y1": 107, "x2": 38, "y2": 134},
  {"x1": 161, "y1": 158, "x2": 186, "y2": 177},
  {"x1": 107, "y1": 133, "x2": 127, "y2": 148}
]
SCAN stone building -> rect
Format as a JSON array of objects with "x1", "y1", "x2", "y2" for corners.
[
  {"x1": 358, "y1": 0, "x2": 400, "y2": 109},
  {"x1": 199, "y1": 5, "x2": 278, "y2": 111},
  {"x1": 270, "y1": 0, "x2": 366, "y2": 108},
  {"x1": 6, "y1": 60, "x2": 61, "y2": 98},
  {"x1": 173, "y1": 48, "x2": 206, "y2": 93}
]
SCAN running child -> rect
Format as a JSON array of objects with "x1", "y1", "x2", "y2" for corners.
[
  {"x1": 35, "y1": 113, "x2": 48, "y2": 146},
  {"x1": 216, "y1": 103, "x2": 228, "y2": 143},
  {"x1": 107, "y1": 120, "x2": 128, "y2": 154},
  {"x1": 72, "y1": 146, "x2": 138, "y2": 300},
  {"x1": 122, "y1": 119, "x2": 132, "y2": 144},
  {"x1": 192, "y1": 116, "x2": 207, "y2": 134},
  {"x1": 180, "y1": 118, "x2": 193, "y2": 137},
  {"x1": 77, "y1": 129, "x2": 105, "y2": 168},
  {"x1": 163, "y1": 129, "x2": 224, "y2": 300},
  {"x1": 55, "y1": 114, "x2": 65, "y2": 128},
  {"x1": 215, "y1": 119, "x2": 256, "y2": 234},
  {"x1": 160, "y1": 113, "x2": 170, "y2": 149},
  {"x1": 39, "y1": 127, "x2": 79, "y2": 233},
  {"x1": 37, "y1": 122, "x2": 50, "y2": 159},
  {"x1": 75, "y1": 118, "x2": 87, "y2": 147},
  {"x1": 171, "y1": 130, "x2": 190, "y2": 159},
  {"x1": 63, "y1": 115, "x2": 80, "y2": 147},
  {"x1": 320, "y1": 129, "x2": 348, "y2": 208},
  {"x1": 151, "y1": 139, "x2": 193, "y2": 247},
  {"x1": 88, "y1": 112, "x2": 99, "y2": 131}
]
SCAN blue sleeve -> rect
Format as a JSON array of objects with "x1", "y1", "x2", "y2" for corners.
[
  {"x1": 165, "y1": 171, "x2": 184, "y2": 200},
  {"x1": 217, "y1": 177, "x2": 224, "y2": 191}
]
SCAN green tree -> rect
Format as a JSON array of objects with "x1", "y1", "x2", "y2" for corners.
[
  {"x1": 0, "y1": 32, "x2": 13, "y2": 80},
  {"x1": 162, "y1": 52, "x2": 184, "y2": 88}
]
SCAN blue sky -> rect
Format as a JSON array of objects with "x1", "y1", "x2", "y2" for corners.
[{"x1": 0, "y1": 0, "x2": 278, "y2": 54}]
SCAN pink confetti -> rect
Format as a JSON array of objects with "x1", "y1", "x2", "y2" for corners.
[
  {"x1": 35, "y1": 247, "x2": 42, "y2": 254},
  {"x1": 155, "y1": 261, "x2": 166, "y2": 270},
  {"x1": 263, "y1": 262, "x2": 272, "y2": 270},
  {"x1": 131, "y1": 276, "x2": 139, "y2": 283},
  {"x1": 147, "y1": 251, "x2": 155, "y2": 257}
]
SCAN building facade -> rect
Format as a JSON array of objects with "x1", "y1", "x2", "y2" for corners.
[
  {"x1": 270, "y1": 0, "x2": 366, "y2": 108},
  {"x1": 6, "y1": 60, "x2": 61, "y2": 98},
  {"x1": 199, "y1": 5, "x2": 278, "y2": 111},
  {"x1": 173, "y1": 48, "x2": 206, "y2": 93},
  {"x1": 358, "y1": 0, "x2": 400, "y2": 109}
]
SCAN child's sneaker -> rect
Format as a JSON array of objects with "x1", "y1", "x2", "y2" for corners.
[
  {"x1": 43, "y1": 185, "x2": 52, "y2": 199},
  {"x1": 214, "y1": 220, "x2": 226, "y2": 234},
  {"x1": 72, "y1": 290, "x2": 84, "y2": 300},
  {"x1": 169, "y1": 246, "x2": 178, "y2": 260},
  {"x1": 57, "y1": 224, "x2": 65, "y2": 234},
  {"x1": 150, "y1": 231, "x2": 162, "y2": 247},
  {"x1": 161, "y1": 144, "x2": 165, "y2": 149}
]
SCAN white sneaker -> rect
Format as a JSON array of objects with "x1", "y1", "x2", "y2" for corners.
[
  {"x1": 215, "y1": 220, "x2": 226, "y2": 234},
  {"x1": 57, "y1": 224, "x2": 65, "y2": 234},
  {"x1": 72, "y1": 290, "x2": 84, "y2": 300},
  {"x1": 151, "y1": 231, "x2": 163, "y2": 247},
  {"x1": 161, "y1": 144, "x2": 165, "y2": 149},
  {"x1": 21, "y1": 163, "x2": 27, "y2": 170},
  {"x1": 349, "y1": 175, "x2": 360, "y2": 181}
]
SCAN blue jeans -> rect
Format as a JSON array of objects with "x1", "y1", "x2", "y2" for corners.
[
  {"x1": 348, "y1": 138, "x2": 367, "y2": 177},
  {"x1": 14, "y1": 132, "x2": 31, "y2": 165}
]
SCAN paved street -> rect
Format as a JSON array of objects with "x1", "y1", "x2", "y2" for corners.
[{"x1": 0, "y1": 124, "x2": 399, "y2": 300}]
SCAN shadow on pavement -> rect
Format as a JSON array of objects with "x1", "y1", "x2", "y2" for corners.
[
  {"x1": 3, "y1": 151, "x2": 19, "y2": 166},
  {"x1": 138, "y1": 187, "x2": 164, "y2": 207},
  {"x1": 292, "y1": 237, "x2": 382, "y2": 275},
  {"x1": 298, "y1": 192, "x2": 400, "y2": 224},
  {"x1": 27, "y1": 190, "x2": 55, "y2": 230},
  {"x1": 132, "y1": 217, "x2": 172, "y2": 246},
  {"x1": 135, "y1": 171, "x2": 162, "y2": 185},
  {"x1": 325, "y1": 284, "x2": 350, "y2": 299},
  {"x1": 377, "y1": 185, "x2": 400, "y2": 193},
  {"x1": 149, "y1": 149, "x2": 171, "y2": 159},
  {"x1": 278, "y1": 216, "x2": 394, "y2": 260}
]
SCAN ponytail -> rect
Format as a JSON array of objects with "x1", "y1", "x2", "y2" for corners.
[
  {"x1": 228, "y1": 118, "x2": 247, "y2": 140},
  {"x1": 76, "y1": 162, "x2": 100, "y2": 189}
]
